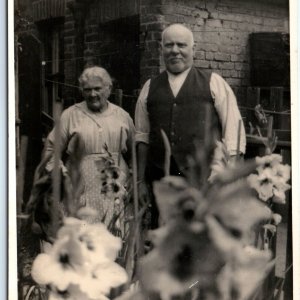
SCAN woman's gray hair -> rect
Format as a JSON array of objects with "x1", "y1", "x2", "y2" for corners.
[{"x1": 78, "y1": 66, "x2": 113, "y2": 89}]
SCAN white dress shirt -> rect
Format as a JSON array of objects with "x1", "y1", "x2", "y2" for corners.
[{"x1": 135, "y1": 68, "x2": 246, "y2": 155}]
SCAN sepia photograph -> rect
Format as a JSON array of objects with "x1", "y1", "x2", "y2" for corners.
[{"x1": 11, "y1": 0, "x2": 296, "y2": 299}]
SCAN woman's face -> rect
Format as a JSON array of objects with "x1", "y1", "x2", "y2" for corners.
[{"x1": 82, "y1": 77, "x2": 110, "y2": 112}]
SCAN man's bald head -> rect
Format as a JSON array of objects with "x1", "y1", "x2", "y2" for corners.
[{"x1": 162, "y1": 24, "x2": 194, "y2": 46}]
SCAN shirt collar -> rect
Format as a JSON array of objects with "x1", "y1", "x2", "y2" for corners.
[{"x1": 166, "y1": 67, "x2": 192, "y2": 81}]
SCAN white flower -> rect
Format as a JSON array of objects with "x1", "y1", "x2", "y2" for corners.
[
  {"x1": 273, "y1": 182, "x2": 291, "y2": 204},
  {"x1": 58, "y1": 218, "x2": 122, "y2": 263},
  {"x1": 247, "y1": 173, "x2": 273, "y2": 201},
  {"x1": 216, "y1": 245, "x2": 274, "y2": 300},
  {"x1": 255, "y1": 154, "x2": 282, "y2": 167},
  {"x1": 247, "y1": 157, "x2": 291, "y2": 202},
  {"x1": 272, "y1": 163, "x2": 291, "y2": 182},
  {"x1": 31, "y1": 235, "x2": 86, "y2": 290},
  {"x1": 139, "y1": 249, "x2": 196, "y2": 300},
  {"x1": 49, "y1": 284, "x2": 110, "y2": 300},
  {"x1": 79, "y1": 262, "x2": 128, "y2": 299},
  {"x1": 272, "y1": 213, "x2": 282, "y2": 225},
  {"x1": 32, "y1": 217, "x2": 127, "y2": 299}
]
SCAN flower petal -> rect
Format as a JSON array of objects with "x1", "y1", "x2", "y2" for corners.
[
  {"x1": 207, "y1": 181, "x2": 272, "y2": 238},
  {"x1": 31, "y1": 254, "x2": 53, "y2": 285},
  {"x1": 78, "y1": 262, "x2": 128, "y2": 298}
]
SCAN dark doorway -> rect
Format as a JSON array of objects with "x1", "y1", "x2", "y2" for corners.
[
  {"x1": 98, "y1": 15, "x2": 140, "y2": 117},
  {"x1": 18, "y1": 33, "x2": 43, "y2": 205}
]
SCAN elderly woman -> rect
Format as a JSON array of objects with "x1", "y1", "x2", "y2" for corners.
[{"x1": 44, "y1": 66, "x2": 135, "y2": 234}]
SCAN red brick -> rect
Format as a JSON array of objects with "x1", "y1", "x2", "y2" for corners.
[
  {"x1": 146, "y1": 40, "x2": 160, "y2": 51},
  {"x1": 194, "y1": 60, "x2": 210, "y2": 68},
  {"x1": 213, "y1": 70, "x2": 222, "y2": 77},
  {"x1": 197, "y1": 43, "x2": 218, "y2": 52},
  {"x1": 205, "y1": 52, "x2": 214, "y2": 60},
  {"x1": 165, "y1": 14, "x2": 183, "y2": 23},
  {"x1": 214, "y1": 53, "x2": 231, "y2": 62},
  {"x1": 230, "y1": 70, "x2": 238, "y2": 78},
  {"x1": 218, "y1": 45, "x2": 237, "y2": 54},
  {"x1": 205, "y1": 19, "x2": 223, "y2": 28},
  {"x1": 226, "y1": 78, "x2": 242, "y2": 87},
  {"x1": 146, "y1": 22, "x2": 165, "y2": 31},
  {"x1": 219, "y1": 62, "x2": 234, "y2": 70},
  {"x1": 222, "y1": 70, "x2": 231, "y2": 77},
  {"x1": 195, "y1": 18, "x2": 205, "y2": 26},
  {"x1": 231, "y1": 54, "x2": 244, "y2": 62},
  {"x1": 160, "y1": 4, "x2": 177, "y2": 15},
  {"x1": 194, "y1": 50, "x2": 205, "y2": 60},
  {"x1": 234, "y1": 62, "x2": 244, "y2": 71},
  {"x1": 209, "y1": 61, "x2": 218, "y2": 69}
]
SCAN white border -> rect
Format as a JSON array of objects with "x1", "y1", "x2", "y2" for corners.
[
  {"x1": 8, "y1": 1, "x2": 299, "y2": 299},
  {"x1": 1, "y1": 0, "x2": 8, "y2": 298},
  {"x1": 8, "y1": 0, "x2": 17, "y2": 298},
  {"x1": 290, "y1": 0, "x2": 300, "y2": 298}
]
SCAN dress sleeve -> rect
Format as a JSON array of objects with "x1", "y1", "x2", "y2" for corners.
[
  {"x1": 134, "y1": 79, "x2": 151, "y2": 144},
  {"x1": 44, "y1": 107, "x2": 72, "y2": 157},
  {"x1": 210, "y1": 72, "x2": 246, "y2": 155}
]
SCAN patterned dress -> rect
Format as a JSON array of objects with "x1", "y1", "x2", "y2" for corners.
[{"x1": 46, "y1": 101, "x2": 135, "y2": 236}]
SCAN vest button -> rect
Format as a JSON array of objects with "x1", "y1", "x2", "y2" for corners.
[
  {"x1": 173, "y1": 103, "x2": 177, "y2": 107},
  {"x1": 171, "y1": 131, "x2": 175, "y2": 136}
]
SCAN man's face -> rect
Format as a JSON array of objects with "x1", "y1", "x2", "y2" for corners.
[
  {"x1": 82, "y1": 77, "x2": 110, "y2": 112},
  {"x1": 162, "y1": 26, "x2": 194, "y2": 74}
]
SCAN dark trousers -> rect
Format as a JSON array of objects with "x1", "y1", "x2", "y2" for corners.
[{"x1": 145, "y1": 156, "x2": 183, "y2": 228}]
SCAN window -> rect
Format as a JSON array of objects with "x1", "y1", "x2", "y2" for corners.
[{"x1": 38, "y1": 19, "x2": 64, "y2": 118}]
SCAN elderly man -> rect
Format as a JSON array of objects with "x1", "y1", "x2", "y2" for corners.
[{"x1": 135, "y1": 24, "x2": 246, "y2": 223}]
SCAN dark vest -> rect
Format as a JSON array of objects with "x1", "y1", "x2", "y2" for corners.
[{"x1": 147, "y1": 67, "x2": 221, "y2": 172}]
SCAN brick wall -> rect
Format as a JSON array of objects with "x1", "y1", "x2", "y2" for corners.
[
  {"x1": 31, "y1": 0, "x2": 66, "y2": 22},
  {"x1": 62, "y1": 0, "x2": 77, "y2": 102},
  {"x1": 74, "y1": 0, "x2": 140, "y2": 69},
  {"x1": 29, "y1": 0, "x2": 289, "y2": 102},
  {"x1": 62, "y1": 0, "x2": 140, "y2": 99},
  {"x1": 140, "y1": 0, "x2": 289, "y2": 95}
]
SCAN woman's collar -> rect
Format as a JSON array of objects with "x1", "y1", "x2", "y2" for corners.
[{"x1": 75, "y1": 100, "x2": 115, "y2": 116}]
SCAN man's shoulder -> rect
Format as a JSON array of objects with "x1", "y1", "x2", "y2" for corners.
[{"x1": 148, "y1": 71, "x2": 168, "y2": 88}]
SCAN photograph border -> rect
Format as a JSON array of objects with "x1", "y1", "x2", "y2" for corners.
[{"x1": 8, "y1": 0, "x2": 299, "y2": 299}]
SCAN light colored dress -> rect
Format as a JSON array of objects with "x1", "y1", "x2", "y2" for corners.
[{"x1": 45, "y1": 101, "x2": 135, "y2": 235}]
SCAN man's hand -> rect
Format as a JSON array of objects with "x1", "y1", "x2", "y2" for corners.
[
  {"x1": 228, "y1": 153, "x2": 244, "y2": 167},
  {"x1": 138, "y1": 180, "x2": 151, "y2": 207},
  {"x1": 136, "y1": 142, "x2": 150, "y2": 206}
]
